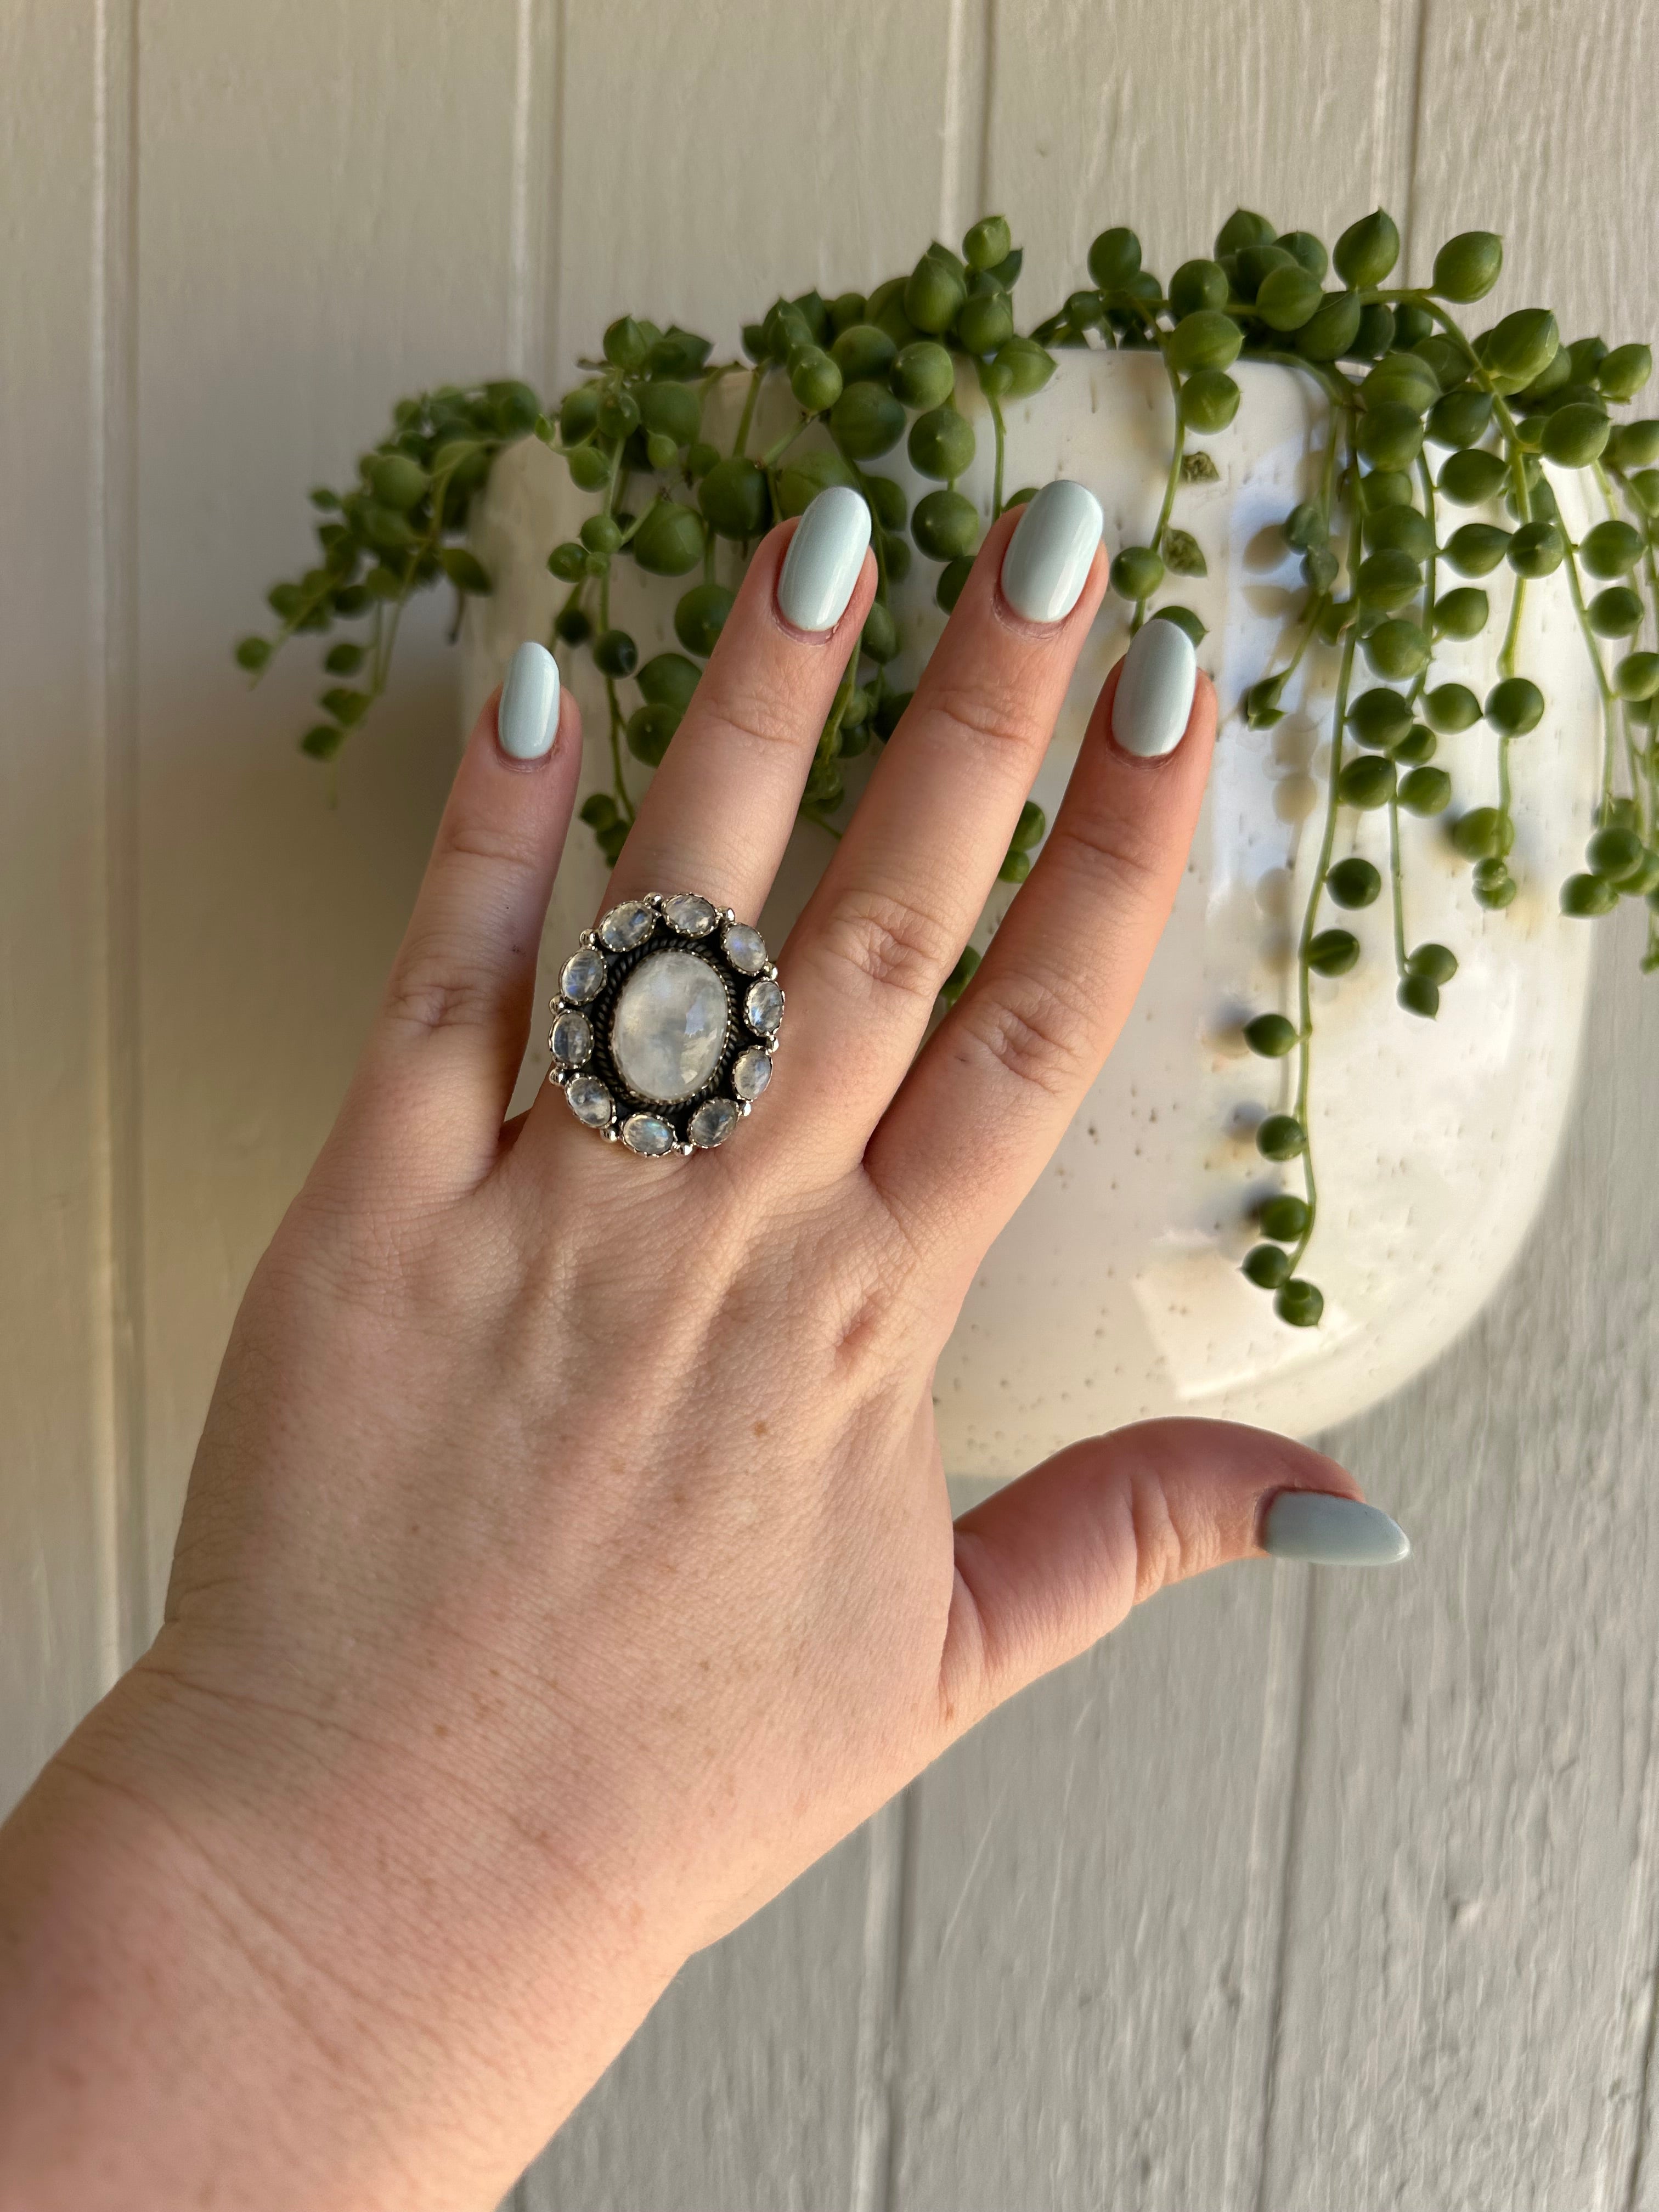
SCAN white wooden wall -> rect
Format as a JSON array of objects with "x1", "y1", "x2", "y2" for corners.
[{"x1": 4, "y1": 2, "x2": 1659, "y2": 2203}]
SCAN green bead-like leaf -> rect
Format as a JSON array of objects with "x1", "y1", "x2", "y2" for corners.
[
  {"x1": 830, "y1": 382, "x2": 906, "y2": 460},
  {"x1": 1169, "y1": 310, "x2": 1243, "y2": 375},
  {"x1": 1400, "y1": 765, "x2": 1453, "y2": 816},
  {"x1": 911, "y1": 489, "x2": 980, "y2": 561},
  {"x1": 1178, "y1": 370, "x2": 1240, "y2": 435},
  {"x1": 1274, "y1": 1278, "x2": 1324, "y2": 1327},
  {"x1": 1243, "y1": 1244, "x2": 1293, "y2": 1289},
  {"x1": 1333, "y1": 208, "x2": 1401, "y2": 288},
  {"x1": 1561, "y1": 871, "x2": 1618, "y2": 917},
  {"x1": 439, "y1": 547, "x2": 492, "y2": 595},
  {"x1": 673, "y1": 582, "x2": 734, "y2": 656},
  {"x1": 1327, "y1": 857, "x2": 1383, "y2": 907},
  {"x1": 1338, "y1": 753, "x2": 1396, "y2": 809},
  {"x1": 1485, "y1": 676, "x2": 1544, "y2": 735},
  {"x1": 1431, "y1": 230, "x2": 1503, "y2": 303},
  {"x1": 832, "y1": 324, "x2": 899, "y2": 385},
  {"x1": 1308, "y1": 927, "x2": 1360, "y2": 976},
  {"x1": 1256, "y1": 1114, "x2": 1307, "y2": 1161},
  {"x1": 1243, "y1": 1012, "x2": 1299, "y2": 1058}
]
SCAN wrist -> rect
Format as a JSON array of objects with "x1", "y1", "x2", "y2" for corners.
[{"x1": 0, "y1": 1649, "x2": 674, "y2": 2211}]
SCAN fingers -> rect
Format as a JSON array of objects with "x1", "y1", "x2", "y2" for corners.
[
  {"x1": 933, "y1": 1419, "x2": 1407, "y2": 1745},
  {"x1": 773, "y1": 485, "x2": 1108, "y2": 1158},
  {"x1": 339, "y1": 647, "x2": 581, "y2": 1190},
  {"x1": 604, "y1": 490, "x2": 876, "y2": 919},
  {"x1": 865, "y1": 633, "x2": 1215, "y2": 1270}
]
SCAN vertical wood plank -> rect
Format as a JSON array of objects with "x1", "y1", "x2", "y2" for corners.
[
  {"x1": 132, "y1": 0, "x2": 524, "y2": 1616},
  {"x1": 0, "y1": 0, "x2": 119, "y2": 1808},
  {"x1": 522, "y1": 1836, "x2": 872, "y2": 2212},
  {"x1": 1260, "y1": 7, "x2": 1659, "y2": 2200},
  {"x1": 548, "y1": 0, "x2": 970, "y2": 377},
  {"x1": 980, "y1": 0, "x2": 1420, "y2": 325}
]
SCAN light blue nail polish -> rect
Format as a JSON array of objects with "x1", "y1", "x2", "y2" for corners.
[
  {"x1": 1000, "y1": 479, "x2": 1104, "y2": 623},
  {"x1": 1262, "y1": 1491, "x2": 1411, "y2": 1567},
  {"x1": 498, "y1": 640, "x2": 560, "y2": 760},
  {"x1": 777, "y1": 486, "x2": 872, "y2": 632},
  {"x1": 1112, "y1": 618, "x2": 1198, "y2": 758}
]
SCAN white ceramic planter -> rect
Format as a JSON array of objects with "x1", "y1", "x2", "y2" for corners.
[{"x1": 461, "y1": 351, "x2": 1598, "y2": 1472}]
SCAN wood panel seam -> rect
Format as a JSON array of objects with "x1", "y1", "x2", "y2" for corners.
[
  {"x1": 91, "y1": 0, "x2": 149, "y2": 1671},
  {"x1": 1248, "y1": 1577, "x2": 1319, "y2": 2212}
]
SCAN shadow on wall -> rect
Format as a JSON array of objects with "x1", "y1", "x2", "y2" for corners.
[{"x1": 127, "y1": 599, "x2": 464, "y2": 1605}]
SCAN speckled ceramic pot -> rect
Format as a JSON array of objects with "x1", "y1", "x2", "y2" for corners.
[{"x1": 461, "y1": 351, "x2": 1598, "y2": 1472}]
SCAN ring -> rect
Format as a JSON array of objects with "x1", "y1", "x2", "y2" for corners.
[{"x1": 548, "y1": 892, "x2": 783, "y2": 1156}]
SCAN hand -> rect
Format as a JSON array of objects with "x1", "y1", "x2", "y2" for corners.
[{"x1": 0, "y1": 485, "x2": 1402, "y2": 2212}]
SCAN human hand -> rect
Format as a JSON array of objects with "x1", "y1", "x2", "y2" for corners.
[{"x1": 0, "y1": 483, "x2": 1406, "y2": 2212}]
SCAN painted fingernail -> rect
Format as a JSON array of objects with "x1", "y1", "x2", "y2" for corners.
[
  {"x1": 498, "y1": 640, "x2": 560, "y2": 761},
  {"x1": 1111, "y1": 618, "x2": 1197, "y2": 759},
  {"x1": 1000, "y1": 479, "x2": 1104, "y2": 624},
  {"x1": 1261, "y1": 1491, "x2": 1411, "y2": 1567},
  {"x1": 777, "y1": 486, "x2": 872, "y2": 633}
]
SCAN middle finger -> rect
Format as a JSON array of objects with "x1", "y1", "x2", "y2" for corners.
[{"x1": 774, "y1": 482, "x2": 1107, "y2": 1157}]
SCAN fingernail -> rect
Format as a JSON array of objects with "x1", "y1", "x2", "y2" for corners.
[
  {"x1": 776, "y1": 486, "x2": 872, "y2": 633},
  {"x1": 1261, "y1": 1491, "x2": 1411, "y2": 1567},
  {"x1": 1111, "y1": 618, "x2": 1197, "y2": 759},
  {"x1": 1000, "y1": 479, "x2": 1104, "y2": 624},
  {"x1": 498, "y1": 640, "x2": 560, "y2": 761}
]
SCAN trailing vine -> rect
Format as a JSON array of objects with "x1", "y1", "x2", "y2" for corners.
[{"x1": 239, "y1": 206, "x2": 1659, "y2": 1329}]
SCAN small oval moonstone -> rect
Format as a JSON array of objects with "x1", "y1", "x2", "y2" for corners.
[
  {"x1": 689, "y1": 1097, "x2": 739, "y2": 1149},
  {"x1": 744, "y1": 976, "x2": 783, "y2": 1035},
  {"x1": 724, "y1": 922, "x2": 768, "y2": 974},
  {"x1": 565, "y1": 1073, "x2": 614, "y2": 1127},
  {"x1": 621, "y1": 1113, "x2": 677, "y2": 1156},
  {"x1": 600, "y1": 899, "x2": 657, "y2": 951},
  {"x1": 610, "y1": 949, "x2": 730, "y2": 1103},
  {"x1": 662, "y1": 891, "x2": 718, "y2": 937},
  {"x1": 732, "y1": 1046, "x2": 772, "y2": 1100},
  {"x1": 561, "y1": 947, "x2": 607, "y2": 1003},
  {"x1": 550, "y1": 1010, "x2": 592, "y2": 1064}
]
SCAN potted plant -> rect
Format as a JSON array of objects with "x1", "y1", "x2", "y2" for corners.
[{"x1": 236, "y1": 207, "x2": 1659, "y2": 1471}]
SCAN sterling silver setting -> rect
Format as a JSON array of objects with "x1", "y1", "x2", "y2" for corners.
[{"x1": 548, "y1": 891, "x2": 783, "y2": 1155}]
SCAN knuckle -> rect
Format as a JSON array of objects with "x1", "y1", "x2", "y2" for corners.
[
  {"x1": 382, "y1": 941, "x2": 505, "y2": 1037},
  {"x1": 1127, "y1": 1463, "x2": 1189, "y2": 1606},
  {"x1": 814, "y1": 886, "x2": 960, "y2": 1010},
  {"x1": 699, "y1": 678, "x2": 809, "y2": 761},
  {"x1": 918, "y1": 673, "x2": 1047, "y2": 766},
  {"x1": 439, "y1": 817, "x2": 546, "y2": 877},
  {"x1": 953, "y1": 973, "x2": 1095, "y2": 1101},
  {"x1": 1046, "y1": 805, "x2": 1166, "y2": 905}
]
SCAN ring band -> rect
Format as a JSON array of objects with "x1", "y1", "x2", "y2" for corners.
[{"x1": 549, "y1": 892, "x2": 783, "y2": 1156}]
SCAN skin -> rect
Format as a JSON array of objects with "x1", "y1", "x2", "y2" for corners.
[{"x1": 0, "y1": 504, "x2": 1364, "y2": 2212}]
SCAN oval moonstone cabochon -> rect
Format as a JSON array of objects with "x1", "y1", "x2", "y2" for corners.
[{"x1": 608, "y1": 948, "x2": 730, "y2": 1103}]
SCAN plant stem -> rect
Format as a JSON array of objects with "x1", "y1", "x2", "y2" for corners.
[
  {"x1": 1562, "y1": 535, "x2": 1619, "y2": 812},
  {"x1": 983, "y1": 379, "x2": 1007, "y2": 517},
  {"x1": 597, "y1": 562, "x2": 634, "y2": 823},
  {"x1": 1387, "y1": 789, "x2": 1408, "y2": 977},
  {"x1": 1412, "y1": 451, "x2": 1439, "y2": 705},
  {"x1": 1286, "y1": 473, "x2": 1364, "y2": 1277},
  {"x1": 732, "y1": 365, "x2": 765, "y2": 459}
]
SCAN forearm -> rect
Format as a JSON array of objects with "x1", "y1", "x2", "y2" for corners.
[{"x1": 0, "y1": 1663, "x2": 670, "y2": 2212}]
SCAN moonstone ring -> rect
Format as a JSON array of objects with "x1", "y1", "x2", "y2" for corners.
[{"x1": 548, "y1": 892, "x2": 783, "y2": 1155}]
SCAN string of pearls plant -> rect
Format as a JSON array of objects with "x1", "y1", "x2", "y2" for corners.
[{"x1": 239, "y1": 208, "x2": 1659, "y2": 1329}]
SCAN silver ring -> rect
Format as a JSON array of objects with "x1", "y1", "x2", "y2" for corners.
[{"x1": 548, "y1": 892, "x2": 783, "y2": 1156}]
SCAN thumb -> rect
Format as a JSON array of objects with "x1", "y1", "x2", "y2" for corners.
[{"x1": 936, "y1": 1418, "x2": 1408, "y2": 1739}]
